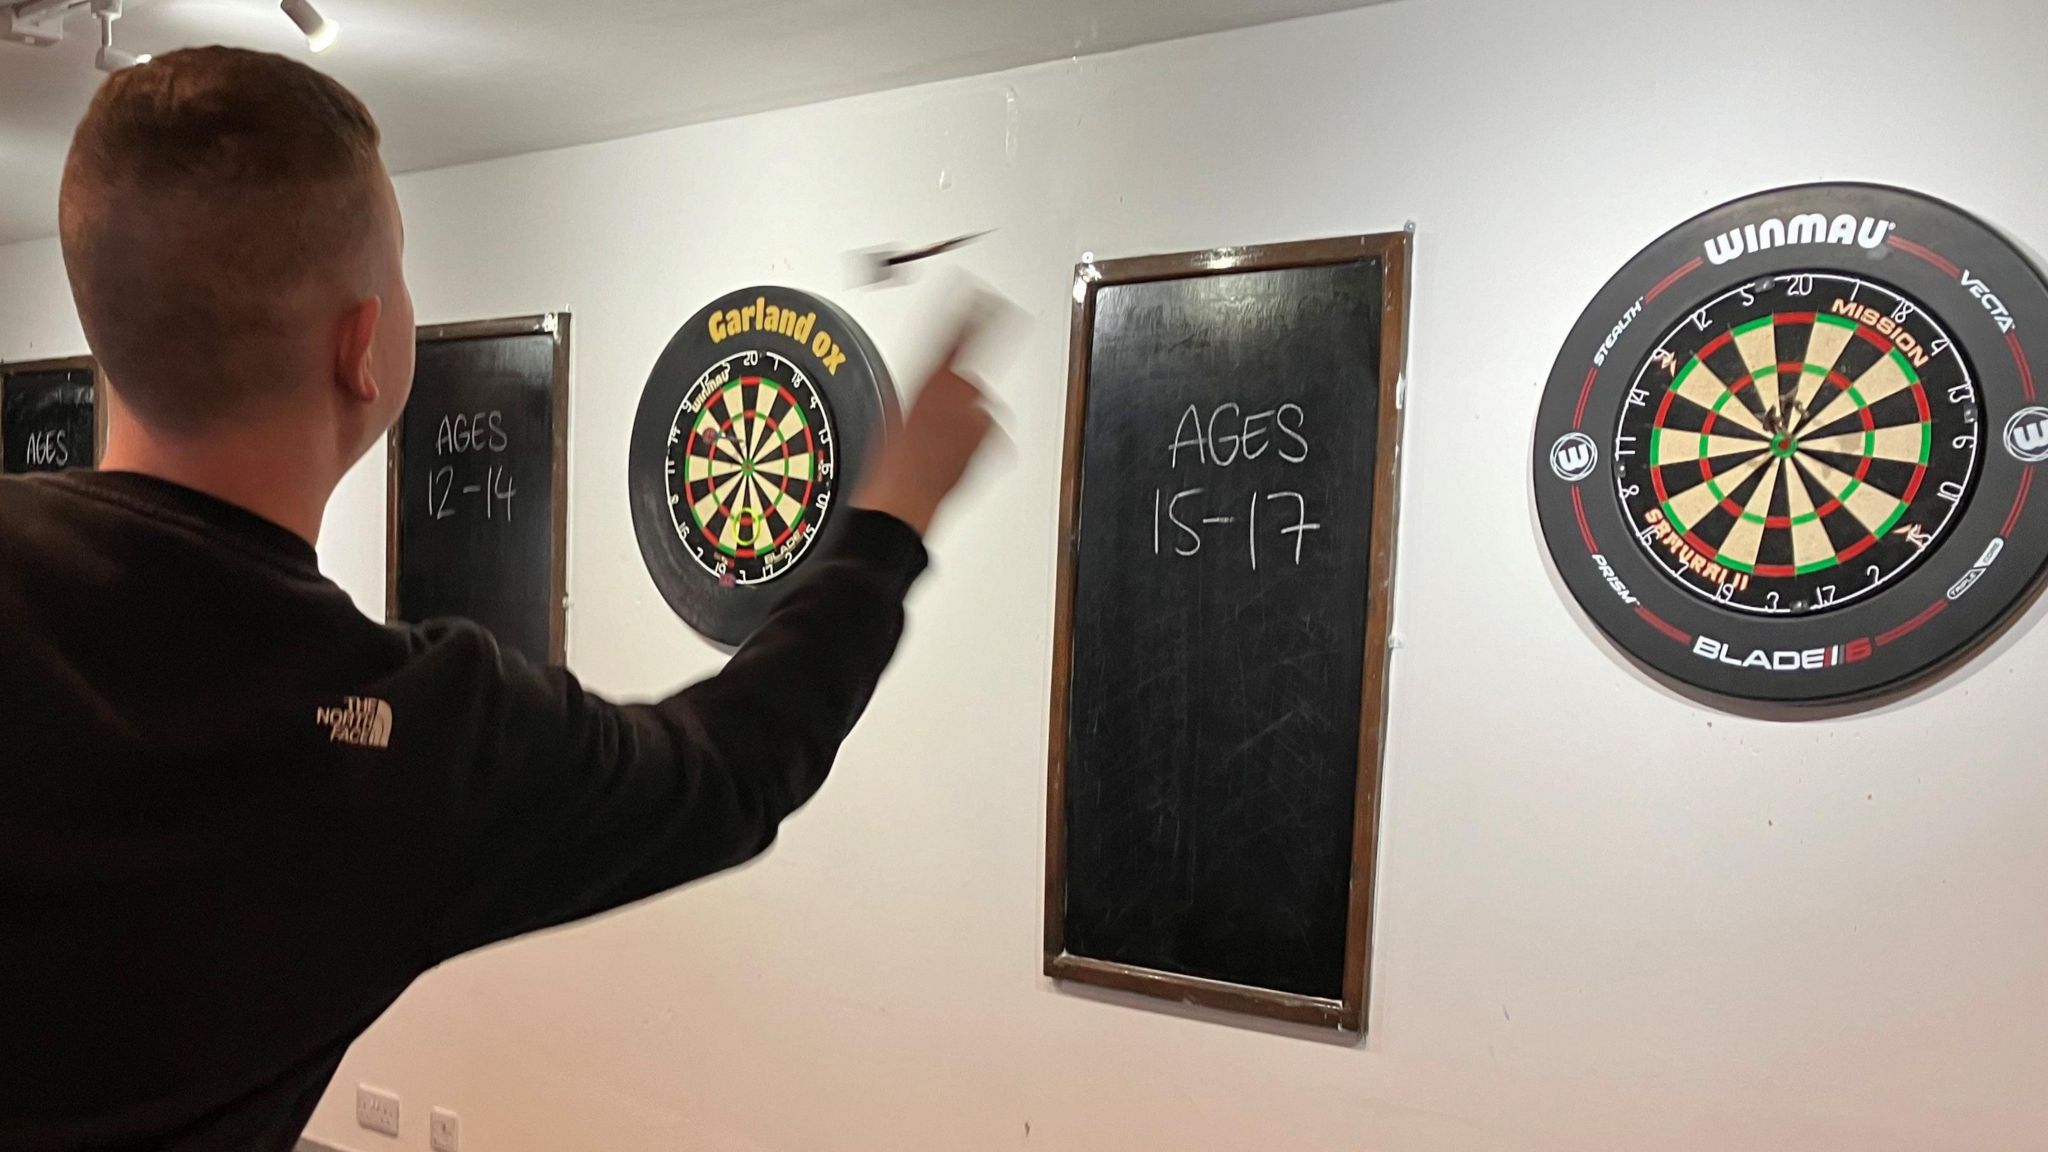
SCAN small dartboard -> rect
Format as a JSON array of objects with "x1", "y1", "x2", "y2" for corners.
[
  {"x1": 1533, "y1": 183, "x2": 2048, "y2": 705},
  {"x1": 630, "y1": 286, "x2": 896, "y2": 645}
]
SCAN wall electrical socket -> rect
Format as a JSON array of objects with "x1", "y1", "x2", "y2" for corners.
[
  {"x1": 355, "y1": 1084, "x2": 401, "y2": 1138},
  {"x1": 430, "y1": 1106, "x2": 461, "y2": 1152}
]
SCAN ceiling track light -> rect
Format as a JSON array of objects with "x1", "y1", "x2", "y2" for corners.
[
  {"x1": 3, "y1": 0, "x2": 82, "y2": 47},
  {"x1": 3, "y1": 0, "x2": 334, "y2": 67},
  {"x1": 91, "y1": 0, "x2": 147, "y2": 72},
  {"x1": 279, "y1": 0, "x2": 337, "y2": 53},
  {"x1": 3, "y1": 0, "x2": 144, "y2": 63}
]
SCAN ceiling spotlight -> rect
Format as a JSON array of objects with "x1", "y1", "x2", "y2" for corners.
[
  {"x1": 96, "y1": 44, "x2": 147, "y2": 70},
  {"x1": 90, "y1": 0, "x2": 147, "y2": 72},
  {"x1": 280, "y1": 0, "x2": 338, "y2": 53}
]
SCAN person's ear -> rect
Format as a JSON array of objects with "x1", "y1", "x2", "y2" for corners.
[{"x1": 335, "y1": 295, "x2": 385, "y2": 405}]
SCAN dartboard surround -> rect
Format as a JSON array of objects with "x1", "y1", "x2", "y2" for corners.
[
  {"x1": 1534, "y1": 184, "x2": 2048, "y2": 704},
  {"x1": 630, "y1": 287, "x2": 895, "y2": 646}
]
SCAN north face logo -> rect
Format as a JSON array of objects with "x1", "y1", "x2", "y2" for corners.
[{"x1": 316, "y1": 697, "x2": 393, "y2": 749}]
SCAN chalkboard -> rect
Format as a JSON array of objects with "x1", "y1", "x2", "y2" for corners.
[
  {"x1": 2, "y1": 358, "x2": 100, "y2": 474},
  {"x1": 1045, "y1": 235, "x2": 1409, "y2": 1033},
  {"x1": 388, "y1": 315, "x2": 569, "y2": 666}
]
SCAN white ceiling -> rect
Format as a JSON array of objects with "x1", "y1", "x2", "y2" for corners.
[{"x1": 0, "y1": 0, "x2": 1384, "y2": 245}]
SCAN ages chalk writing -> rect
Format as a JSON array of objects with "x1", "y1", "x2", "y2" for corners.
[
  {"x1": 1152, "y1": 401, "x2": 1319, "y2": 569},
  {"x1": 425, "y1": 409, "x2": 517, "y2": 522},
  {"x1": 22, "y1": 429, "x2": 69, "y2": 469},
  {"x1": 1167, "y1": 402, "x2": 1308, "y2": 467},
  {"x1": 434, "y1": 411, "x2": 508, "y2": 455}
]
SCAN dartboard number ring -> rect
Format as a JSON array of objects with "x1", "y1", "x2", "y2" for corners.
[
  {"x1": 1533, "y1": 184, "x2": 2048, "y2": 704},
  {"x1": 631, "y1": 287, "x2": 897, "y2": 645}
]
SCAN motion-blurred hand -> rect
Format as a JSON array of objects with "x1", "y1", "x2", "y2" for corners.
[{"x1": 853, "y1": 313, "x2": 1001, "y2": 537}]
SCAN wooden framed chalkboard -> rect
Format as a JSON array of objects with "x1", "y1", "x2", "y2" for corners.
[
  {"x1": 1044, "y1": 233, "x2": 1410, "y2": 1033},
  {"x1": 387, "y1": 315, "x2": 570, "y2": 666},
  {"x1": 1, "y1": 356, "x2": 105, "y2": 474}
]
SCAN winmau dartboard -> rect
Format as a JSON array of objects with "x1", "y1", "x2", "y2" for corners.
[
  {"x1": 1533, "y1": 184, "x2": 2048, "y2": 704},
  {"x1": 630, "y1": 286, "x2": 896, "y2": 645}
]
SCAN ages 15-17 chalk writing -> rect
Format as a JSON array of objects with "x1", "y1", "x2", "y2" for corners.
[
  {"x1": 426, "y1": 410, "x2": 516, "y2": 522},
  {"x1": 1152, "y1": 402, "x2": 1321, "y2": 571}
]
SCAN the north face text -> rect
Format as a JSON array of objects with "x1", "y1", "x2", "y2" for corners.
[{"x1": 316, "y1": 697, "x2": 393, "y2": 749}]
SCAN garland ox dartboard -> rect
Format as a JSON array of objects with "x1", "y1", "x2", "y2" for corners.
[
  {"x1": 630, "y1": 286, "x2": 897, "y2": 645},
  {"x1": 1533, "y1": 184, "x2": 2048, "y2": 704}
]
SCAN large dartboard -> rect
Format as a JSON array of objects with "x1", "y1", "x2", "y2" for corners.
[
  {"x1": 1533, "y1": 184, "x2": 2048, "y2": 704},
  {"x1": 630, "y1": 286, "x2": 896, "y2": 645}
]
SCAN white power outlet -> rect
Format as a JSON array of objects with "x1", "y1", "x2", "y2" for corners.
[
  {"x1": 355, "y1": 1084, "x2": 401, "y2": 1138},
  {"x1": 430, "y1": 1106, "x2": 460, "y2": 1152}
]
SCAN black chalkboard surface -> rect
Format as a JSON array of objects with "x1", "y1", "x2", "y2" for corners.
[
  {"x1": 388, "y1": 316, "x2": 569, "y2": 666},
  {"x1": 2, "y1": 359, "x2": 99, "y2": 474},
  {"x1": 1046, "y1": 235, "x2": 1408, "y2": 1033}
]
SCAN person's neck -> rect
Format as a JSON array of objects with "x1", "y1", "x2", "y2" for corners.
[{"x1": 98, "y1": 416, "x2": 336, "y2": 546}]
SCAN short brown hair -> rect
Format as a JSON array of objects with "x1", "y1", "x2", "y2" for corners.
[{"x1": 60, "y1": 46, "x2": 386, "y2": 432}]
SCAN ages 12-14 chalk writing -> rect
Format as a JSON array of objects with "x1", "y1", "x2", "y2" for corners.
[{"x1": 426, "y1": 410, "x2": 516, "y2": 522}]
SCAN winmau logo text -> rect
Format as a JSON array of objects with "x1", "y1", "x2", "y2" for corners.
[
  {"x1": 1704, "y1": 212, "x2": 1895, "y2": 265},
  {"x1": 316, "y1": 696, "x2": 393, "y2": 749}
]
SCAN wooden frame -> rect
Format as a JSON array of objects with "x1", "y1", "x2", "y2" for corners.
[
  {"x1": 0, "y1": 355, "x2": 109, "y2": 469},
  {"x1": 1043, "y1": 232, "x2": 1411, "y2": 1033},
  {"x1": 385, "y1": 313, "x2": 571, "y2": 664}
]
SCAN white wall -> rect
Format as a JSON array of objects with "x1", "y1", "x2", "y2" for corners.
[
  {"x1": 0, "y1": 237, "x2": 81, "y2": 357},
  {"x1": 8, "y1": 0, "x2": 2048, "y2": 1147}
]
